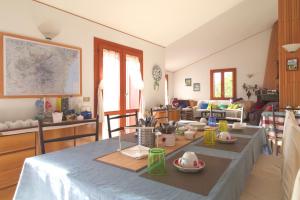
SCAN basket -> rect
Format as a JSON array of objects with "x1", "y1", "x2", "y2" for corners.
[{"x1": 138, "y1": 128, "x2": 156, "y2": 148}]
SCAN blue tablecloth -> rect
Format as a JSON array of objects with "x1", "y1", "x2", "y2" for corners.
[{"x1": 14, "y1": 126, "x2": 266, "y2": 200}]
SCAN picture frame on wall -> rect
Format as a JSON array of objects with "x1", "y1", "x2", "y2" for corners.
[
  {"x1": 287, "y1": 58, "x2": 298, "y2": 71},
  {"x1": 185, "y1": 78, "x2": 192, "y2": 86},
  {"x1": 193, "y1": 83, "x2": 200, "y2": 91},
  {"x1": 0, "y1": 32, "x2": 82, "y2": 98}
]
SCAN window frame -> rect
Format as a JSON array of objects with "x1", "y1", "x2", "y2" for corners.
[{"x1": 210, "y1": 68, "x2": 236, "y2": 100}]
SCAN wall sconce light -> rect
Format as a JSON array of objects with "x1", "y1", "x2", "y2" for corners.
[
  {"x1": 38, "y1": 21, "x2": 60, "y2": 40},
  {"x1": 282, "y1": 43, "x2": 300, "y2": 53}
]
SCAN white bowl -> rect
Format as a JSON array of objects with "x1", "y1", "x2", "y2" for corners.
[
  {"x1": 184, "y1": 130, "x2": 195, "y2": 140},
  {"x1": 189, "y1": 122, "x2": 206, "y2": 130},
  {"x1": 4, "y1": 121, "x2": 13, "y2": 129},
  {"x1": 232, "y1": 122, "x2": 247, "y2": 129},
  {"x1": 199, "y1": 118, "x2": 207, "y2": 124},
  {"x1": 31, "y1": 120, "x2": 39, "y2": 127},
  {"x1": 0, "y1": 123, "x2": 8, "y2": 131}
]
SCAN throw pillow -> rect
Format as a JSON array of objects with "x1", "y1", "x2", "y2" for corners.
[
  {"x1": 189, "y1": 100, "x2": 197, "y2": 107},
  {"x1": 178, "y1": 100, "x2": 187, "y2": 108},
  {"x1": 232, "y1": 104, "x2": 240, "y2": 109},
  {"x1": 227, "y1": 104, "x2": 234, "y2": 109},
  {"x1": 200, "y1": 103, "x2": 208, "y2": 109},
  {"x1": 207, "y1": 103, "x2": 217, "y2": 110},
  {"x1": 265, "y1": 105, "x2": 273, "y2": 111},
  {"x1": 218, "y1": 104, "x2": 228, "y2": 110}
]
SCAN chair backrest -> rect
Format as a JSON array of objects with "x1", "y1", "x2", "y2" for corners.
[
  {"x1": 38, "y1": 116, "x2": 99, "y2": 154},
  {"x1": 271, "y1": 104, "x2": 282, "y2": 135},
  {"x1": 283, "y1": 110, "x2": 297, "y2": 151},
  {"x1": 282, "y1": 112, "x2": 300, "y2": 200},
  {"x1": 106, "y1": 111, "x2": 138, "y2": 138},
  {"x1": 150, "y1": 108, "x2": 169, "y2": 123},
  {"x1": 291, "y1": 169, "x2": 300, "y2": 200}
]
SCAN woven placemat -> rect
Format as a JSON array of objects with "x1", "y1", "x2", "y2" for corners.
[{"x1": 140, "y1": 151, "x2": 232, "y2": 196}]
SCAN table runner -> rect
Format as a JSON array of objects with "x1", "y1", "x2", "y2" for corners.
[
  {"x1": 141, "y1": 151, "x2": 232, "y2": 196},
  {"x1": 14, "y1": 126, "x2": 266, "y2": 200},
  {"x1": 196, "y1": 137, "x2": 251, "y2": 153}
]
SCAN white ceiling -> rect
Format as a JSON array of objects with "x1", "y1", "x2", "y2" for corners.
[
  {"x1": 35, "y1": 0, "x2": 244, "y2": 46},
  {"x1": 165, "y1": 0, "x2": 278, "y2": 71}
]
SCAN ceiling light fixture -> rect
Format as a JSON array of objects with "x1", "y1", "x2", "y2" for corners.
[{"x1": 38, "y1": 21, "x2": 60, "y2": 40}]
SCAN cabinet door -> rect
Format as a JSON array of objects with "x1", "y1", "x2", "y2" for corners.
[
  {"x1": 0, "y1": 133, "x2": 36, "y2": 199},
  {"x1": 0, "y1": 133, "x2": 35, "y2": 154},
  {"x1": 75, "y1": 124, "x2": 98, "y2": 146},
  {"x1": 0, "y1": 149, "x2": 35, "y2": 189},
  {"x1": 153, "y1": 111, "x2": 168, "y2": 124},
  {"x1": 0, "y1": 185, "x2": 16, "y2": 200},
  {"x1": 169, "y1": 110, "x2": 180, "y2": 121}
]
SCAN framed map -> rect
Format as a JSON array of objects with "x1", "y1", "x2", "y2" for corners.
[{"x1": 0, "y1": 32, "x2": 82, "y2": 97}]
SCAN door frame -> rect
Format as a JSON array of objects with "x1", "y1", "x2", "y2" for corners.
[{"x1": 94, "y1": 37, "x2": 143, "y2": 118}]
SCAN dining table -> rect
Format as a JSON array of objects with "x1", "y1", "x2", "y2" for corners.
[{"x1": 14, "y1": 125, "x2": 266, "y2": 200}]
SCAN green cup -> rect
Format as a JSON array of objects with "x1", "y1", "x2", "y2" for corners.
[
  {"x1": 218, "y1": 120, "x2": 228, "y2": 132},
  {"x1": 147, "y1": 148, "x2": 166, "y2": 175},
  {"x1": 204, "y1": 128, "x2": 216, "y2": 145}
]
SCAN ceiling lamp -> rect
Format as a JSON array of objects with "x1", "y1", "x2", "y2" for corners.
[
  {"x1": 282, "y1": 43, "x2": 300, "y2": 53},
  {"x1": 38, "y1": 21, "x2": 60, "y2": 40}
]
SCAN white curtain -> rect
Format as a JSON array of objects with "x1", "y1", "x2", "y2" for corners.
[
  {"x1": 126, "y1": 55, "x2": 145, "y2": 118},
  {"x1": 97, "y1": 80, "x2": 104, "y2": 122},
  {"x1": 99, "y1": 49, "x2": 120, "y2": 139}
]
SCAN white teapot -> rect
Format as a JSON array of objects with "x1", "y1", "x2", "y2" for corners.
[{"x1": 199, "y1": 118, "x2": 207, "y2": 124}]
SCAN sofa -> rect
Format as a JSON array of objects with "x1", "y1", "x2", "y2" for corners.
[{"x1": 194, "y1": 100, "x2": 254, "y2": 122}]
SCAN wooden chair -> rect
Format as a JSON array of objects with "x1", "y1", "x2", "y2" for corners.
[
  {"x1": 270, "y1": 105, "x2": 283, "y2": 156},
  {"x1": 151, "y1": 107, "x2": 169, "y2": 123},
  {"x1": 106, "y1": 111, "x2": 138, "y2": 138},
  {"x1": 38, "y1": 116, "x2": 99, "y2": 154}
]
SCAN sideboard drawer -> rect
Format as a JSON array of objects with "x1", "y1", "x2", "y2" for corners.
[
  {"x1": 0, "y1": 133, "x2": 35, "y2": 155},
  {"x1": 0, "y1": 148, "x2": 35, "y2": 172},
  {"x1": 0, "y1": 167, "x2": 22, "y2": 189},
  {"x1": 0, "y1": 185, "x2": 16, "y2": 200}
]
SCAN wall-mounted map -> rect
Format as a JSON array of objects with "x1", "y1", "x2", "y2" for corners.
[{"x1": 1, "y1": 34, "x2": 81, "y2": 97}]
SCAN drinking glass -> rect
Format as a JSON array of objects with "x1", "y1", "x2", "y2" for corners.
[
  {"x1": 147, "y1": 148, "x2": 166, "y2": 175},
  {"x1": 204, "y1": 128, "x2": 216, "y2": 145},
  {"x1": 208, "y1": 116, "x2": 217, "y2": 127},
  {"x1": 218, "y1": 120, "x2": 228, "y2": 132}
]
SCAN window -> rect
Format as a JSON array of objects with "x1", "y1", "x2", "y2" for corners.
[
  {"x1": 94, "y1": 38, "x2": 143, "y2": 138},
  {"x1": 210, "y1": 68, "x2": 236, "y2": 100}
]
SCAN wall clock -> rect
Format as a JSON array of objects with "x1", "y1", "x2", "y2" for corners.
[{"x1": 152, "y1": 65, "x2": 162, "y2": 90}]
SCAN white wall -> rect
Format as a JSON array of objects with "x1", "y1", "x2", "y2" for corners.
[
  {"x1": 0, "y1": 0, "x2": 165, "y2": 121},
  {"x1": 172, "y1": 29, "x2": 271, "y2": 101},
  {"x1": 165, "y1": 0, "x2": 277, "y2": 72},
  {"x1": 165, "y1": 71, "x2": 174, "y2": 102}
]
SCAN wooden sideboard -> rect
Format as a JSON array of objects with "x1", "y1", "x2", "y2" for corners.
[
  {"x1": 0, "y1": 123, "x2": 97, "y2": 200},
  {"x1": 152, "y1": 109, "x2": 181, "y2": 124}
]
